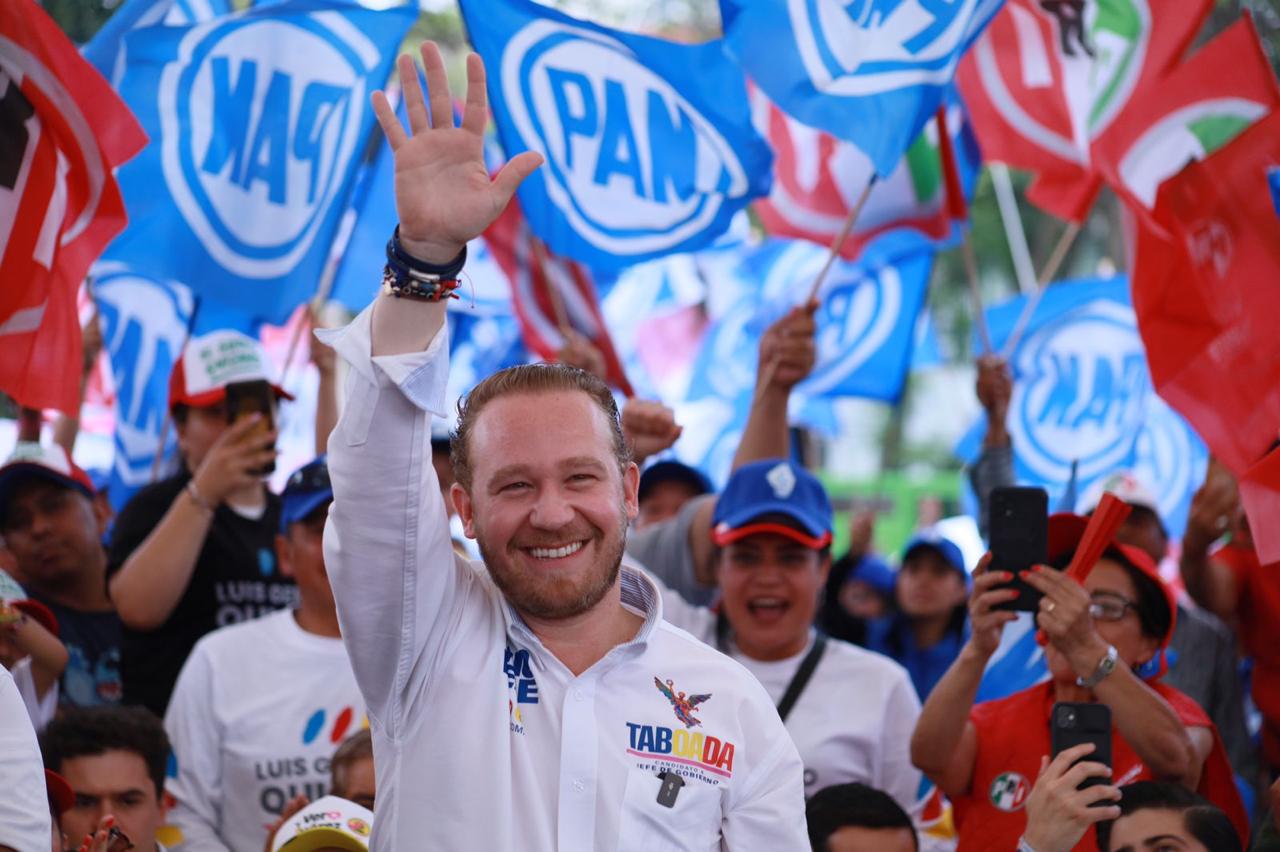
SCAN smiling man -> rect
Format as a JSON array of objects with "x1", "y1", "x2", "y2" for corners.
[{"x1": 319, "y1": 43, "x2": 806, "y2": 851}]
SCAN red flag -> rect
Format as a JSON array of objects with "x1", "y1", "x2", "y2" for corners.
[
  {"x1": 485, "y1": 200, "x2": 634, "y2": 397},
  {"x1": 956, "y1": 0, "x2": 1209, "y2": 222},
  {"x1": 1092, "y1": 15, "x2": 1280, "y2": 213},
  {"x1": 0, "y1": 0, "x2": 146, "y2": 413},
  {"x1": 751, "y1": 88, "x2": 961, "y2": 259},
  {"x1": 1133, "y1": 111, "x2": 1280, "y2": 559}
]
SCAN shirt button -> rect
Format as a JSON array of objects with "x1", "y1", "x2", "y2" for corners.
[{"x1": 573, "y1": 780, "x2": 585, "y2": 792}]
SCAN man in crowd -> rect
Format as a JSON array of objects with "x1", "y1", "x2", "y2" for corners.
[
  {"x1": 107, "y1": 330, "x2": 298, "y2": 716},
  {"x1": 41, "y1": 706, "x2": 172, "y2": 852},
  {"x1": 0, "y1": 444, "x2": 121, "y2": 707},
  {"x1": 635, "y1": 460, "x2": 711, "y2": 531},
  {"x1": 1180, "y1": 458, "x2": 1280, "y2": 775},
  {"x1": 805, "y1": 783, "x2": 918, "y2": 852},
  {"x1": 165, "y1": 457, "x2": 365, "y2": 852},
  {"x1": 320, "y1": 43, "x2": 807, "y2": 849},
  {"x1": 651, "y1": 459, "x2": 923, "y2": 810}
]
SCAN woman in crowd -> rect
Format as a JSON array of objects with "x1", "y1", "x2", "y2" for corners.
[{"x1": 909, "y1": 513, "x2": 1247, "y2": 851}]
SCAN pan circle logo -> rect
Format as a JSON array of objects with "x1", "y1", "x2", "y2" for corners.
[
  {"x1": 1010, "y1": 300, "x2": 1150, "y2": 485},
  {"x1": 500, "y1": 20, "x2": 750, "y2": 256},
  {"x1": 787, "y1": 0, "x2": 989, "y2": 95},
  {"x1": 159, "y1": 15, "x2": 374, "y2": 277}
]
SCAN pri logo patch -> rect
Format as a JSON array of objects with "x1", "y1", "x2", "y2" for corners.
[
  {"x1": 499, "y1": 20, "x2": 751, "y2": 256},
  {"x1": 158, "y1": 14, "x2": 376, "y2": 277},
  {"x1": 789, "y1": 0, "x2": 992, "y2": 95},
  {"x1": 989, "y1": 771, "x2": 1031, "y2": 812},
  {"x1": 655, "y1": 677, "x2": 712, "y2": 728}
]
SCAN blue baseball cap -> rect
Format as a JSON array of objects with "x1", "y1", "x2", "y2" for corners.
[
  {"x1": 711, "y1": 459, "x2": 833, "y2": 549},
  {"x1": 901, "y1": 529, "x2": 969, "y2": 587},
  {"x1": 279, "y1": 457, "x2": 332, "y2": 533},
  {"x1": 638, "y1": 460, "x2": 712, "y2": 504},
  {"x1": 846, "y1": 554, "x2": 896, "y2": 598}
]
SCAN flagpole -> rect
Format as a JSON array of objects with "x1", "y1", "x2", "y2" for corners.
[
  {"x1": 805, "y1": 175, "x2": 877, "y2": 305},
  {"x1": 1000, "y1": 221, "x2": 1081, "y2": 358},
  {"x1": 530, "y1": 237, "x2": 572, "y2": 335},
  {"x1": 151, "y1": 295, "x2": 203, "y2": 482},
  {"x1": 990, "y1": 164, "x2": 1036, "y2": 295}
]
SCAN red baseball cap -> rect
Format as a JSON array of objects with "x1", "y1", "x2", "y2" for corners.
[
  {"x1": 0, "y1": 444, "x2": 94, "y2": 520},
  {"x1": 45, "y1": 769, "x2": 74, "y2": 817},
  {"x1": 169, "y1": 330, "x2": 293, "y2": 410}
]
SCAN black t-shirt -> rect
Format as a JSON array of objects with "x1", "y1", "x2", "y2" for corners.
[
  {"x1": 28, "y1": 592, "x2": 123, "y2": 708},
  {"x1": 106, "y1": 471, "x2": 297, "y2": 716}
]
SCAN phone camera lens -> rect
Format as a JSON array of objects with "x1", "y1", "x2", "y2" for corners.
[{"x1": 1059, "y1": 708, "x2": 1077, "y2": 727}]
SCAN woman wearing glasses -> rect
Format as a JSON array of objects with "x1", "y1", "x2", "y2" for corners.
[{"x1": 909, "y1": 514, "x2": 1247, "y2": 852}]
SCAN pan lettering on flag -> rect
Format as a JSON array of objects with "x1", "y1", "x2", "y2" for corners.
[{"x1": 463, "y1": 0, "x2": 771, "y2": 269}]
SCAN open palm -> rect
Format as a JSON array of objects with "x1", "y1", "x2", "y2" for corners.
[{"x1": 371, "y1": 43, "x2": 542, "y2": 264}]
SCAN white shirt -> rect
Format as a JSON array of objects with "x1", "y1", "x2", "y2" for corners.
[
  {"x1": 164, "y1": 610, "x2": 365, "y2": 852},
  {"x1": 8, "y1": 656, "x2": 58, "y2": 732},
  {"x1": 0, "y1": 665, "x2": 52, "y2": 851},
  {"x1": 652, "y1": 573, "x2": 923, "y2": 810},
  {"x1": 320, "y1": 307, "x2": 808, "y2": 852}
]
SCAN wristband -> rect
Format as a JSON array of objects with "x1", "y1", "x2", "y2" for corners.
[
  {"x1": 382, "y1": 227, "x2": 465, "y2": 302},
  {"x1": 1017, "y1": 838, "x2": 1037, "y2": 852},
  {"x1": 185, "y1": 481, "x2": 214, "y2": 516}
]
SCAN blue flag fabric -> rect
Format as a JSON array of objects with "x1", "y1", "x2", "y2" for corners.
[
  {"x1": 459, "y1": 0, "x2": 773, "y2": 271},
  {"x1": 82, "y1": 0, "x2": 232, "y2": 85},
  {"x1": 720, "y1": 0, "x2": 1002, "y2": 177},
  {"x1": 955, "y1": 277, "x2": 1209, "y2": 540},
  {"x1": 103, "y1": 1, "x2": 416, "y2": 326},
  {"x1": 1270, "y1": 166, "x2": 1280, "y2": 219}
]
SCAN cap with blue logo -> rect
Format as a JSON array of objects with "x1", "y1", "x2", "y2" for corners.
[
  {"x1": 279, "y1": 457, "x2": 332, "y2": 533},
  {"x1": 901, "y1": 529, "x2": 968, "y2": 587},
  {"x1": 711, "y1": 459, "x2": 833, "y2": 550}
]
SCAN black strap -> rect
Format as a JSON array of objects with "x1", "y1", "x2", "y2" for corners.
[{"x1": 776, "y1": 635, "x2": 827, "y2": 722}]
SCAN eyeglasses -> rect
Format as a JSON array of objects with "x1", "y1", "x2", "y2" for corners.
[{"x1": 1088, "y1": 592, "x2": 1137, "y2": 622}]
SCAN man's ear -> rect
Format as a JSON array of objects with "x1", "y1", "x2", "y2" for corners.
[
  {"x1": 622, "y1": 462, "x2": 640, "y2": 522},
  {"x1": 91, "y1": 495, "x2": 110, "y2": 538},
  {"x1": 274, "y1": 533, "x2": 294, "y2": 579},
  {"x1": 451, "y1": 483, "x2": 475, "y2": 538},
  {"x1": 816, "y1": 552, "x2": 832, "y2": 586}
]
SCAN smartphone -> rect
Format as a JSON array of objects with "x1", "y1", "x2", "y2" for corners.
[
  {"x1": 988, "y1": 486, "x2": 1048, "y2": 612},
  {"x1": 224, "y1": 379, "x2": 276, "y2": 475},
  {"x1": 106, "y1": 825, "x2": 135, "y2": 851},
  {"x1": 1051, "y1": 701, "x2": 1112, "y2": 799}
]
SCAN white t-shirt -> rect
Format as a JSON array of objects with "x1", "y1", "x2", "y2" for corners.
[
  {"x1": 164, "y1": 610, "x2": 365, "y2": 852},
  {"x1": 319, "y1": 307, "x2": 809, "y2": 852},
  {"x1": 7, "y1": 656, "x2": 58, "y2": 732},
  {"x1": 0, "y1": 665, "x2": 52, "y2": 851},
  {"x1": 651, "y1": 571, "x2": 923, "y2": 810}
]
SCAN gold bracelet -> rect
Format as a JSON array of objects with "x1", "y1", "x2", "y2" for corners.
[{"x1": 185, "y1": 481, "x2": 214, "y2": 516}]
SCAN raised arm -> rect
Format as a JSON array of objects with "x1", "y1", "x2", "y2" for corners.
[
  {"x1": 969, "y1": 354, "x2": 1014, "y2": 540},
  {"x1": 1179, "y1": 460, "x2": 1241, "y2": 620},
  {"x1": 323, "y1": 44, "x2": 539, "y2": 730}
]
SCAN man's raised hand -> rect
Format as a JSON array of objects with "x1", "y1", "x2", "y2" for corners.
[{"x1": 371, "y1": 43, "x2": 542, "y2": 265}]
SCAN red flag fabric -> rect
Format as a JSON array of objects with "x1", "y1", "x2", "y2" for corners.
[
  {"x1": 1133, "y1": 111, "x2": 1280, "y2": 560},
  {"x1": 0, "y1": 0, "x2": 146, "y2": 413},
  {"x1": 751, "y1": 88, "x2": 961, "y2": 259},
  {"x1": 956, "y1": 0, "x2": 1209, "y2": 222},
  {"x1": 1092, "y1": 15, "x2": 1280, "y2": 213},
  {"x1": 484, "y1": 200, "x2": 634, "y2": 397}
]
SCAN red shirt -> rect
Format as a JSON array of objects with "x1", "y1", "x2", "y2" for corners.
[
  {"x1": 1214, "y1": 543, "x2": 1280, "y2": 766},
  {"x1": 951, "y1": 681, "x2": 1247, "y2": 851}
]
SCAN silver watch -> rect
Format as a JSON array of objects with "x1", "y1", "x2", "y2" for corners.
[{"x1": 1077, "y1": 644, "x2": 1119, "y2": 688}]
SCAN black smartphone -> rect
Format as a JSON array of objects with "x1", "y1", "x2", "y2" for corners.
[
  {"x1": 224, "y1": 379, "x2": 276, "y2": 475},
  {"x1": 1051, "y1": 701, "x2": 1112, "y2": 799},
  {"x1": 988, "y1": 486, "x2": 1048, "y2": 611}
]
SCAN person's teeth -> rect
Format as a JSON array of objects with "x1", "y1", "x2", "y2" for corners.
[{"x1": 529, "y1": 541, "x2": 584, "y2": 559}]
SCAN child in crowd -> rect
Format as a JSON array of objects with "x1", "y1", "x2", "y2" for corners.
[{"x1": 0, "y1": 577, "x2": 68, "y2": 730}]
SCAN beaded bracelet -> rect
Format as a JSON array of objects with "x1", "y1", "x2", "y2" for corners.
[{"x1": 382, "y1": 227, "x2": 466, "y2": 302}]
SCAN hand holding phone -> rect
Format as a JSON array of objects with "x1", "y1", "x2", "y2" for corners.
[
  {"x1": 988, "y1": 486, "x2": 1048, "y2": 612},
  {"x1": 224, "y1": 380, "x2": 277, "y2": 476},
  {"x1": 1050, "y1": 702, "x2": 1113, "y2": 799}
]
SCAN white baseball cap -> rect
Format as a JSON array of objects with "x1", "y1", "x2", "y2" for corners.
[
  {"x1": 168, "y1": 329, "x2": 293, "y2": 410},
  {"x1": 1081, "y1": 470, "x2": 1160, "y2": 517},
  {"x1": 271, "y1": 796, "x2": 374, "y2": 852}
]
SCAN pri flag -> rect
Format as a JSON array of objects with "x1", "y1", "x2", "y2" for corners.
[
  {"x1": 956, "y1": 0, "x2": 1210, "y2": 221},
  {"x1": 103, "y1": 0, "x2": 416, "y2": 325},
  {"x1": 1091, "y1": 15, "x2": 1279, "y2": 212},
  {"x1": 752, "y1": 89, "x2": 981, "y2": 262},
  {"x1": 484, "y1": 200, "x2": 635, "y2": 396},
  {"x1": 1134, "y1": 111, "x2": 1280, "y2": 560},
  {"x1": 0, "y1": 0, "x2": 147, "y2": 413},
  {"x1": 955, "y1": 277, "x2": 1209, "y2": 540},
  {"x1": 720, "y1": 0, "x2": 1002, "y2": 177},
  {"x1": 460, "y1": 0, "x2": 772, "y2": 271}
]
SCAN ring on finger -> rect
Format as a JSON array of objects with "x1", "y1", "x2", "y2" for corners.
[{"x1": 1045, "y1": 600, "x2": 1056, "y2": 613}]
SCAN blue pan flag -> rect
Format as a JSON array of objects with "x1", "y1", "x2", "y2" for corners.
[
  {"x1": 721, "y1": 0, "x2": 1002, "y2": 177},
  {"x1": 460, "y1": 0, "x2": 773, "y2": 271},
  {"x1": 83, "y1": 0, "x2": 232, "y2": 85}
]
